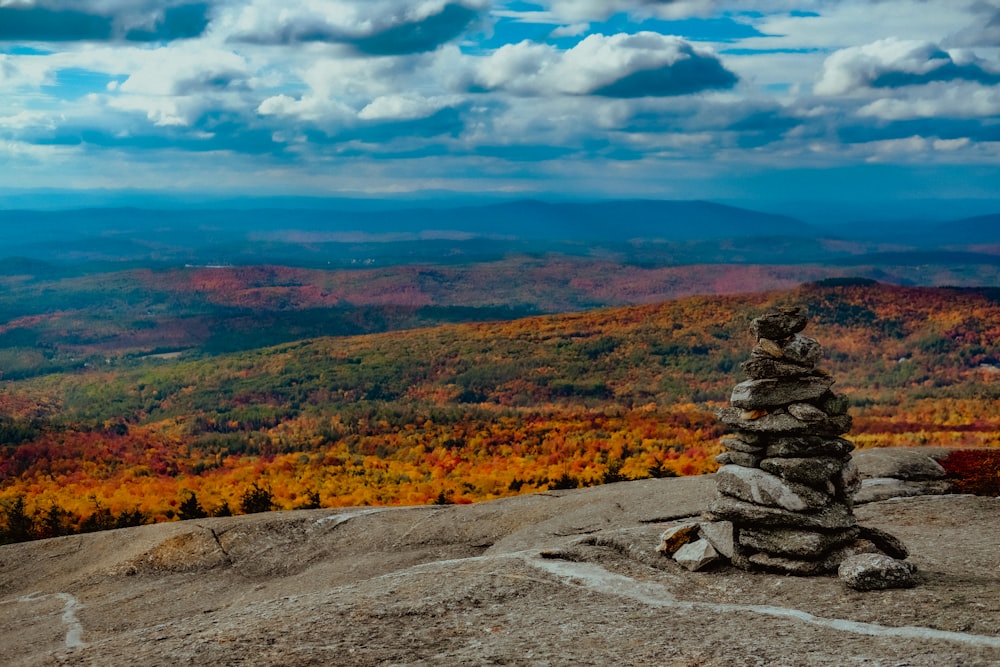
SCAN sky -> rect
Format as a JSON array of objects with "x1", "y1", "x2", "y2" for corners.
[{"x1": 1, "y1": 0, "x2": 999, "y2": 206}]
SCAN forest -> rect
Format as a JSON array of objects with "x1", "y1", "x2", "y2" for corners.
[{"x1": 1, "y1": 278, "x2": 999, "y2": 542}]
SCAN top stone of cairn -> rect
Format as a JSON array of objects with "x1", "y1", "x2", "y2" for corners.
[{"x1": 749, "y1": 307, "x2": 808, "y2": 341}]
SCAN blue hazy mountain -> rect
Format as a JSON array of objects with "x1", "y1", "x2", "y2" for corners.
[{"x1": 0, "y1": 199, "x2": 997, "y2": 268}]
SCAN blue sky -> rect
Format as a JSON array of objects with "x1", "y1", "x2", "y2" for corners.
[{"x1": 1, "y1": 0, "x2": 999, "y2": 205}]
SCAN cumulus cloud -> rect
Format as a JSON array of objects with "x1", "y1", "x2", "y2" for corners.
[
  {"x1": 117, "y1": 47, "x2": 252, "y2": 96},
  {"x1": 0, "y1": 52, "x2": 54, "y2": 88},
  {"x1": 222, "y1": 0, "x2": 487, "y2": 54},
  {"x1": 815, "y1": 38, "x2": 1000, "y2": 96},
  {"x1": 946, "y1": 7, "x2": 1000, "y2": 47},
  {"x1": 472, "y1": 32, "x2": 737, "y2": 97},
  {"x1": 858, "y1": 83, "x2": 1000, "y2": 120},
  {"x1": 538, "y1": 0, "x2": 717, "y2": 22},
  {"x1": 358, "y1": 94, "x2": 462, "y2": 121},
  {"x1": 0, "y1": 1, "x2": 211, "y2": 42}
]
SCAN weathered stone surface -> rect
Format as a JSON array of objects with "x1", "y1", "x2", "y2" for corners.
[
  {"x1": 757, "y1": 338, "x2": 784, "y2": 358},
  {"x1": 730, "y1": 376, "x2": 834, "y2": 409},
  {"x1": 786, "y1": 402, "x2": 828, "y2": 422},
  {"x1": 748, "y1": 538, "x2": 883, "y2": 576},
  {"x1": 720, "y1": 436, "x2": 764, "y2": 454},
  {"x1": 728, "y1": 542, "x2": 757, "y2": 571},
  {"x1": 851, "y1": 448, "x2": 947, "y2": 481},
  {"x1": 749, "y1": 309, "x2": 808, "y2": 341},
  {"x1": 716, "y1": 465, "x2": 832, "y2": 512},
  {"x1": 715, "y1": 451, "x2": 762, "y2": 468},
  {"x1": 698, "y1": 520, "x2": 735, "y2": 559},
  {"x1": 760, "y1": 456, "x2": 844, "y2": 489},
  {"x1": 738, "y1": 526, "x2": 859, "y2": 559},
  {"x1": 708, "y1": 495, "x2": 857, "y2": 531},
  {"x1": 837, "y1": 459, "x2": 862, "y2": 498},
  {"x1": 656, "y1": 522, "x2": 700, "y2": 556},
  {"x1": 741, "y1": 353, "x2": 815, "y2": 379},
  {"x1": 779, "y1": 335, "x2": 823, "y2": 366},
  {"x1": 747, "y1": 552, "x2": 833, "y2": 575},
  {"x1": 717, "y1": 407, "x2": 851, "y2": 436},
  {"x1": 858, "y1": 526, "x2": 910, "y2": 560},
  {"x1": 853, "y1": 478, "x2": 952, "y2": 504},
  {"x1": 816, "y1": 392, "x2": 850, "y2": 416},
  {"x1": 765, "y1": 436, "x2": 854, "y2": 458},
  {"x1": 839, "y1": 553, "x2": 917, "y2": 591},
  {"x1": 673, "y1": 538, "x2": 721, "y2": 572}
]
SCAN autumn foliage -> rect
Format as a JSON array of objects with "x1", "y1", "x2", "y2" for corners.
[{"x1": 2, "y1": 281, "x2": 999, "y2": 542}]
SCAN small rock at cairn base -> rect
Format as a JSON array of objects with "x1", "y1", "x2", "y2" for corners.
[
  {"x1": 696, "y1": 307, "x2": 914, "y2": 582},
  {"x1": 839, "y1": 553, "x2": 917, "y2": 590}
]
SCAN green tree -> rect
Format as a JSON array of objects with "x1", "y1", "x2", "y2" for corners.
[
  {"x1": 1, "y1": 496, "x2": 35, "y2": 544},
  {"x1": 239, "y1": 482, "x2": 274, "y2": 514},
  {"x1": 178, "y1": 492, "x2": 208, "y2": 520}
]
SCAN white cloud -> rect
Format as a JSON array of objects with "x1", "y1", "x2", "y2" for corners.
[
  {"x1": 218, "y1": 0, "x2": 488, "y2": 51},
  {"x1": 815, "y1": 38, "x2": 1000, "y2": 96},
  {"x1": 933, "y1": 137, "x2": 970, "y2": 151},
  {"x1": 473, "y1": 32, "x2": 735, "y2": 97},
  {"x1": 537, "y1": 0, "x2": 716, "y2": 22},
  {"x1": 358, "y1": 94, "x2": 461, "y2": 121},
  {"x1": 0, "y1": 109, "x2": 55, "y2": 129},
  {"x1": 0, "y1": 53, "x2": 55, "y2": 89},
  {"x1": 740, "y1": 1, "x2": 978, "y2": 51},
  {"x1": 118, "y1": 47, "x2": 252, "y2": 96},
  {"x1": 550, "y1": 22, "x2": 589, "y2": 38},
  {"x1": 858, "y1": 83, "x2": 1000, "y2": 120}
]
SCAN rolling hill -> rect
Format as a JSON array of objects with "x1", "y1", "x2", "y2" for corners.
[{"x1": 1, "y1": 280, "x2": 998, "y2": 537}]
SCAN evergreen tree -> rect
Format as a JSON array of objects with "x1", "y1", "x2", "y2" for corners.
[{"x1": 178, "y1": 492, "x2": 208, "y2": 520}]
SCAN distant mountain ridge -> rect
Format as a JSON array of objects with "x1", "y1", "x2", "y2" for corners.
[
  {"x1": 933, "y1": 214, "x2": 1000, "y2": 244},
  {"x1": 1, "y1": 199, "x2": 998, "y2": 267},
  {"x1": 0, "y1": 199, "x2": 812, "y2": 244}
]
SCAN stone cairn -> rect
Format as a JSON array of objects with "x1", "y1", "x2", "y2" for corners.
[{"x1": 658, "y1": 307, "x2": 917, "y2": 589}]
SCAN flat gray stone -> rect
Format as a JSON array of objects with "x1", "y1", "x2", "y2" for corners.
[
  {"x1": 741, "y1": 353, "x2": 815, "y2": 379},
  {"x1": 778, "y1": 334, "x2": 823, "y2": 366},
  {"x1": 720, "y1": 436, "x2": 764, "y2": 454},
  {"x1": 698, "y1": 520, "x2": 735, "y2": 559},
  {"x1": 743, "y1": 538, "x2": 881, "y2": 576},
  {"x1": 715, "y1": 451, "x2": 761, "y2": 468},
  {"x1": 839, "y1": 553, "x2": 917, "y2": 591},
  {"x1": 858, "y1": 525, "x2": 910, "y2": 560},
  {"x1": 760, "y1": 457, "x2": 844, "y2": 489},
  {"x1": 765, "y1": 436, "x2": 855, "y2": 458},
  {"x1": 708, "y1": 495, "x2": 857, "y2": 531},
  {"x1": 730, "y1": 376, "x2": 834, "y2": 410},
  {"x1": 749, "y1": 309, "x2": 808, "y2": 341},
  {"x1": 853, "y1": 478, "x2": 952, "y2": 504},
  {"x1": 717, "y1": 407, "x2": 851, "y2": 436},
  {"x1": 747, "y1": 552, "x2": 833, "y2": 575},
  {"x1": 738, "y1": 526, "x2": 859, "y2": 559},
  {"x1": 716, "y1": 465, "x2": 832, "y2": 512},
  {"x1": 851, "y1": 448, "x2": 947, "y2": 481},
  {"x1": 673, "y1": 538, "x2": 721, "y2": 572},
  {"x1": 787, "y1": 402, "x2": 828, "y2": 422}
]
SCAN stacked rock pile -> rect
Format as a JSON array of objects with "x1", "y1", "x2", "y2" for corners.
[
  {"x1": 658, "y1": 307, "x2": 917, "y2": 589},
  {"x1": 709, "y1": 307, "x2": 863, "y2": 575}
]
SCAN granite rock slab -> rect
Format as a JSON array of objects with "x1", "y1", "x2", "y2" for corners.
[
  {"x1": 730, "y1": 376, "x2": 834, "y2": 410},
  {"x1": 760, "y1": 456, "x2": 844, "y2": 489},
  {"x1": 708, "y1": 495, "x2": 857, "y2": 531},
  {"x1": 716, "y1": 465, "x2": 832, "y2": 512}
]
